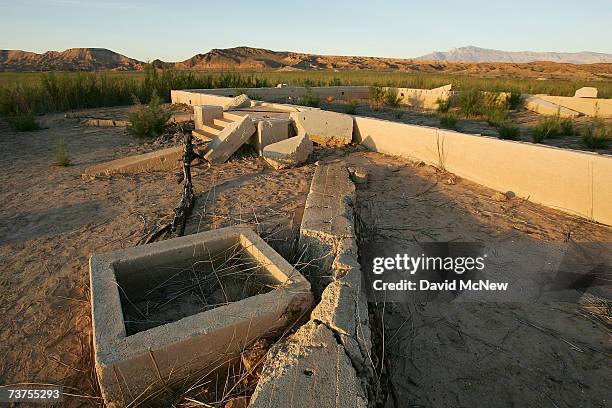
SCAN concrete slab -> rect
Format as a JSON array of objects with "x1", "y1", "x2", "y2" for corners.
[
  {"x1": 203, "y1": 115, "x2": 256, "y2": 164},
  {"x1": 249, "y1": 118, "x2": 291, "y2": 154},
  {"x1": 575, "y1": 87, "x2": 598, "y2": 98},
  {"x1": 290, "y1": 110, "x2": 353, "y2": 146},
  {"x1": 89, "y1": 226, "x2": 313, "y2": 406},
  {"x1": 224, "y1": 94, "x2": 251, "y2": 111},
  {"x1": 262, "y1": 133, "x2": 313, "y2": 169},
  {"x1": 248, "y1": 321, "x2": 367, "y2": 408},
  {"x1": 194, "y1": 105, "x2": 223, "y2": 130},
  {"x1": 82, "y1": 146, "x2": 183, "y2": 179}
]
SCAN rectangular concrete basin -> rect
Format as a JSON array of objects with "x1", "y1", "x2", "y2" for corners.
[{"x1": 89, "y1": 226, "x2": 312, "y2": 406}]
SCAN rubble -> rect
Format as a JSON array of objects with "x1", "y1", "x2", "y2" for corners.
[
  {"x1": 224, "y1": 94, "x2": 252, "y2": 111},
  {"x1": 203, "y1": 115, "x2": 256, "y2": 164},
  {"x1": 249, "y1": 118, "x2": 291, "y2": 154},
  {"x1": 262, "y1": 133, "x2": 313, "y2": 169}
]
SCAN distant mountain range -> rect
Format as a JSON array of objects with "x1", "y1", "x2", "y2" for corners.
[
  {"x1": 1, "y1": 46, "x2": 611, "y2": 80},
  {"x1": 416, "y1": 46, "x2": 612, "y2": 64}
]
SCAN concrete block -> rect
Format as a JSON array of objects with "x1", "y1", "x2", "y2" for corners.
[
  {"x1": 82, "y1": 146, "x2": 183, "y2": 179},
  {"x1": 249, "y1": 321, "x2": 367, "y2": 408},
  {"x1": 89, "y1": 226, "x2": 313, "y2": 406},
  {"x1": 262, "y1": 133, "x2": 313, "y2": 169},
  {"x1": 203, "y1": 115, "x2": 256, "y2": 164},
  {"x1": 575, "y1": 87, "x2": 598, "y2": 98},
  {"x1": 290, "y1": 110, "x2": 353, "y2": 146},
  {"x1": 431, "y1": 84, "x2": 454, "y2": 92},
  {"x1": 249, "y1": 118, "x2": 291, "y2": 155},
  {"x1": 224, "y1": 94, "x2": 251, "y2": 111},
  {"x1": 194, "y1": 105, "x2": 223, "y2": 129}
]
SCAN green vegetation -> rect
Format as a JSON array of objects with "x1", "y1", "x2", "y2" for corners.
[
  {"x1": 299, "y1": 86, "x2": 320, "y2": 107},
  {"x1": 497, "y1": 122, "x2": 521, "y2": 140},
  {"x1": 436, "y1": 97, "x2": 451, "y2": 113},
  {"x1": 127, "y1": 93, "x2": 171, "y2": 139},
  {"x1": 54, "y1": 138, "x2": 71, "y2": 166},
  {"x1": 531, "y1": 115, "x2": 578, "y2": 143},
  {"x1": 345, "y1": 99, "x2": 359, "y2": 114},
  {"x1": 384, "y1": 88, "x2": 402, "y2": 108},
  {"x1": 4, "y1": 111, "x2": 41, "y2": 131},
  {"x1": 581, "y1": 120, "x2": 611, "y2": 149},
  {"x1": 456, "y1": 88, "x2": 485, "y2": 118},
  {"x1": 369, "y1": 85, "x2": 385, "y2": 108},
  {"x1": 1, "y1": 67, "x2": 610, "y2": 116},
  {"x1": 439, "y1": 114, "x2": 458, "y2": 130},
  {"x1": 507, "y1": 92, "x2": 522, "y2": 110}
]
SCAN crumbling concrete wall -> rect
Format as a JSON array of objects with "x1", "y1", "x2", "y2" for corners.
[
  {"x1": 353, "y1": 116, "x2": 612, "y2": 226},
  {"x1": 250, "y1": 163, "x2": 373, "y2": 407}
]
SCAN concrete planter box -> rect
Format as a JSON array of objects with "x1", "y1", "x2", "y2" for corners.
[{"x1": 89, "y1": 226, "x2": 313, "y2": 406}]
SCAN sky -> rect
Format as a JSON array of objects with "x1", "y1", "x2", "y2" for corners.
[{"x1": 1, "y1": 0, "x2": 611, "y2": 61}]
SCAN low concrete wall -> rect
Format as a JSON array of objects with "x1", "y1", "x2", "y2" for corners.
[
  {"x1": 524, "y1": 96, "x2": 582, "y2": 118},
  {"x1": 354, "y1": 116, "x2": 612, "y2": 225},
  {"x1": 384, "y1": 87, "x2": 453, "y2": 110},
  {"x1": 82, "y1": 146, "x2": 184, "y2": 179},
  {"x1": 537, "y1": 95, "x2": 612, "y2": 118}
]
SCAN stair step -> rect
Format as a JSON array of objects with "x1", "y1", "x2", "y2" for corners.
[
  {"x1": 213, "y1": 118, "x2": 233, "y2": 127},
  {"x1": 192, "y1": 129, "x2": 216, "y2": 142},
  {"x1": 198, "y1": 124, "x2": 222, "y2": 135},
  {"x1": 222, "y1": 112, "x2": 243, "y2": 121}
]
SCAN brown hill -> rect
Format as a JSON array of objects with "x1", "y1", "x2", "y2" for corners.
[
  {"x1": 2, "y1": 46, "x2": 612, "y2": 80},
  {"x1": 0, "y1": 48, "x2": 142, "y2": 71}
]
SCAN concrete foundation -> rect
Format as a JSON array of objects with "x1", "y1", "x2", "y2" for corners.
[
  {"x1": 353, "y1": 116, "x2": 612, "y2": 225},
  {"x1": 262, "y1": 133, "x2": 313, "y2": 169},
  {"x1": 249, "y1": 118, "x2": 291, "y2": 155},
  {"x1": 290, "y1": 110, "x2": 353, "y2": 146},
  {"x1": 203, "y1": 115, "x2": 256, "y2": 164},
  {"x1": 82, "y1": 146, "x2": 183, "y2": 179},
  {"x1": 89, "y1": 226, "x2": 313, "y2": 406},
  {"x1": 251, "y1": 163, "x2": 373, "y2": 407},
  {"x1": 194, "y1": 105, "x2": 223, "y2": 130}
]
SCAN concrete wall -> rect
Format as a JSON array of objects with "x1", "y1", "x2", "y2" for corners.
[
  {"x1": 537, "y1": 95, "x2": 612, "y2": 118},
  {"x1": 353, "y1": 116, "x2": 612, "y2": 225},
  {"x1": 384, "y1": 87, "x2": 453, "y2": 110}
]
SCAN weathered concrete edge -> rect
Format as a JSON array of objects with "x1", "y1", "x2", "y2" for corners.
[
  {"x1": 250, "y1": 163, "x2": 372, "y2": 407},
  {"x1": 82, "y1": 146, "x2": 183, "y2": 179}
]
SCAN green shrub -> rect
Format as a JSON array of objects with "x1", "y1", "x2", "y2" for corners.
[
  {"x1": 384, "y1": 88, "x2": 402, "y2": 108},
  {"x1": 345, "y1": 99, "x2": 359, "y2": 114},
  {"x1": 127, "y1": 93, "x2": 170, "y2": 139},
  {"x1": 5, "y1": 111, "x2": 40, "y2": 131},
  {"x1": 581, "y1": 120, "x2": 611, "y2": 149},
  {"x1": 369, "y1": 85, "x2": 385, "y2": 108},
  {"x1": 440, "y1": 114, "x2": 458, "y2": 130},
  {"x1": 560, "y1": 118, "x2": 575, "y2": 135},
  {"x1": 497, "y1": 122, "x2": 520, "y2": 140},
  {"x1": 532, "y1": 116, "x2": 562, "y2": 142},
  {"x1": 507, "y1": 92, "x2": 522, "y2": 110},
  {"x1": 436, "y1": 97, "x2": 451, "y2": 113},
  {"x1": 55, "y1": 138, "x2": 71, "y2": 166},
  {"x1": 457, "y1": 88, "x2": 485, "y2": 118},
  {"x1": 300, "y1": 86, "x2": 320, "y2": 107},
  {"x1": 484, "y1": 106, "x2": 508, "y2": 127},
  {"x1": 392, "y1": 109, "x2": 404, "y2": 119}
]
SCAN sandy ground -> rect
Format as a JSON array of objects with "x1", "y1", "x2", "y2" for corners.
[
  {"x1": 0, "y1": 112, "x2": 314, "y2": 406},
  {"x1": 1, "y1": 106, "x2": 610, "y2": 408},
  {"x1": 346, "y1": 152, "x2": 612, "y2": 408}
]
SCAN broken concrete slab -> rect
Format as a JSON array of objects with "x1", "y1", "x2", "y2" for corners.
[
  {"x1": 89, "y1": 226, "x2": 313, "y2": 406},
  {"x1": 82, "y1": 146, "x2": 183, "y2": 179},
  {"x1": 249, "y1": 118, "x2": 291, "y2": 155},
  {"x1": 203, "y1": 115, "x2": 256, "y2": 164},
  {"x1": 290, "y1": 110, "x2": 353, "y2": 146},
  {"x1": 194, "y1": 105, "x2": 223, "y2": 129},
  {"x1": 574, "y1": 87, "x2": 598, "y2": 98},
  {"x1": 262, "y1": 133, "x2": 313, "y2": 169},
  {"x1": 224, "y1": 94, "x2": 251, "y2": 111},
  {"x1": 248, "y1": 321, "x2": 367, "y2": 408}
]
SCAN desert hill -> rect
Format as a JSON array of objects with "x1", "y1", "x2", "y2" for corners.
[{"x1": 1, "y1": 46, "x2": 611, "y2": 80}]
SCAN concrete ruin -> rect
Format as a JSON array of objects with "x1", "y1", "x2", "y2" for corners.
[
  {"x1": 290, "y1": 110, "x2": 353, "y2": 146},
  {"x1": 89, "y1": 226, "x2": 313, "y2": 406},
  {"x1": 82, "y1": 146, "x2": 184, "y2": 179},
  {"x1": 203, "y1": 115, "x2": 256, "y2": 164},
  {"x1": 262, "y1": 132, "x2": 313, "y2": 169},
  {"x1": 575, "y1": 86, "x2": 598, "y2": 98}
]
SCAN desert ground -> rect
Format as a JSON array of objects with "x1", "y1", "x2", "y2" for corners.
[{"x1": 0, "y1": 103, "x2": 610, "y2": 407}]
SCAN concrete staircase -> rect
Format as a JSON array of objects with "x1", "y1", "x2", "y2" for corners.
[{"x1": 192, "y1": 112, "x2": 244, "y2": 142}]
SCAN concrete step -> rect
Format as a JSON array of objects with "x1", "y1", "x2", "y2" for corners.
[
  {"x1": 223, "y1": 112, "x2": 243, "y2": 122},
  {"x1": 213, "y1": 118, "x2": 233, "y2": 128},
  {"x1": 192, "y1": 129, "x2": 216, "y2": 142},
  {"x1": 199, "y1": 124, "x2": 222, "y2": 135}
]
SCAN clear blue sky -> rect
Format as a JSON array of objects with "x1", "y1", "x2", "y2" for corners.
[{"x1": 1, "y1": 0, "x2": 611, "y2": 61}]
